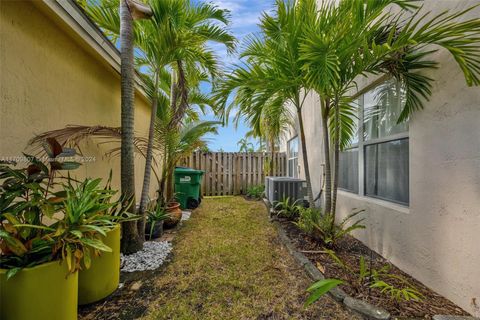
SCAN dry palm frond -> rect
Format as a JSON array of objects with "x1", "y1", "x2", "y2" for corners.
[{"x1": 28, "y1": 125, "x2": 161, "y2": 180}]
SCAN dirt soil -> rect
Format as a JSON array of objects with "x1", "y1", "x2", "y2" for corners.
[
  {"x1": 81, "y1": 197, "x2": 360, "y2": 319},
  {"x1": 278, "y1": 218, "x2": 471, "y2": 319}
]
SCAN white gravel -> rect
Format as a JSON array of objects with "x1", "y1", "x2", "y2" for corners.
[
  {"x1": 181, "y1": 211, "x2": 191, "y2": 221},
  {"x1": 120, "y1": 241, "x2": 172, "y2": 272}
]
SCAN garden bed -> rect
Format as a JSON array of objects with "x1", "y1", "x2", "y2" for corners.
[
  {"x1": 277, "y1": 218, "x2": 470, "y2": 319},
  {"x1": 78, "y1": 222, "x2": 182, "y2": 319}
]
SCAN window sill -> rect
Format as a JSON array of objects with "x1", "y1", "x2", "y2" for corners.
[{"x1": 337, "y1": 190, "x2": 410, "y2": 214}]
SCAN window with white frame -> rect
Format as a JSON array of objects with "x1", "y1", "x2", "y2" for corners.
[
  {"x1": 287, "y1": 136, "x2": 299, "y2": 178},
  {"x1": 339, "y1": 79, "x2": 409, "y2": 205}
]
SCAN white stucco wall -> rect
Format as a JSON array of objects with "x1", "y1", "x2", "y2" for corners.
[{"x1": 282, "y1": 0, "x2": 480, "y2": 315}]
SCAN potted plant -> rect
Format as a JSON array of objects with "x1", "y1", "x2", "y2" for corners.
[
  {"x1": 164, "y1": 199, "x2": 182, "y2": 229},
  {"x1": 68, "y1": 178, "x2": 133, "y2": 305},
  {"x1": 0, "y1": 140, "x2": 125, "y2": 318},
  {"x1": 145, "y1": 202, "x2": 169, "y2": 240},
  {"x1": 0, "y1": 155, "x2": 113, "y2": 319}
]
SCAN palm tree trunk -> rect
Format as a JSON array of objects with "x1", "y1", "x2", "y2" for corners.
[
  {"x1": 137, "y1": 70, "x2": 160, "y2": 237},
  {"x1": 321, "y1": 98, "x2": 332, "y2": 215},
  {"x1": 166, "y1": 165, "x2": 174, "y2": 202},
  {"x1": 170, "y1": 60, "x2": 188, "y2": 128},
  {"x1": 120, "y1": 0, "x2": 142, "y2": 254},
  {"x1": 270, "y1": 136, "x2": 275, "y2": 176},
  {"x1": 295, "y1": 94, "x2": 314, "y2": 208},
  {"x1": 331, "y1": 98, "x2": 340, "y2": 223}
]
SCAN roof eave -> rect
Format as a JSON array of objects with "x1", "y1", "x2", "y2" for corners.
[{"x1": 40, "y1": 0, "x2": 150, "y2": 103}]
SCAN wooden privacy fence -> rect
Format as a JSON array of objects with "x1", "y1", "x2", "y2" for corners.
[{"x1": 179, "y1": 152, "x2": 286, "y2": 196}]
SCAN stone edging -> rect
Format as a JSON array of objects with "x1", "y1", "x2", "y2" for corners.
[
  {"x1": 263, "y1": 199, "x2": 479, "y2": 320},
  {"x1": 263, "y1": 199, "x2": 389, "y2": 320},
  {"x1": 273, "y1": 219, "x2": 390, "y2": 320}
]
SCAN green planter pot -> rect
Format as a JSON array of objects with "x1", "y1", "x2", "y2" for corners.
[
  {"x1": 0, "y1": 261, "x2": 78, "y2": 320},
  {"x1": 78, "y1": 224, "x2": 120, "y2": 305}
]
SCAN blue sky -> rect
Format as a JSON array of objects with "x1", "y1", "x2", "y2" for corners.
[{"x1": 198, "y1": 0, "x2": 274, "y2": 152}]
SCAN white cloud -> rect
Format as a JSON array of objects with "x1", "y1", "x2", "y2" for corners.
[{"x1": 210, "y1": 0, "x2": 247, "y2": 12}]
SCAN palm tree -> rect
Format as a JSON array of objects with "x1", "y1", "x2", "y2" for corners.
[
  {"x1": 244, "y1": 97, "x2": 292, "y2": 175},
  {"x1": 85, "y1": 0, "x2": 235, "y2": 240},
  {"x1": 156, "y1": 118, "x2": 220, "y2": 203},
  {"x1": 300, "y1": 0, "x2": 480, "y2": 224},
  {"x1": 215, "y1": 0, "x2": 317, "y2": 207},
  {"x1": 119, "y1": 0, "x2": 152, "y2": 254},
  {"x1": 237, "y1": 138, "x2": 254, "y2": 153}
]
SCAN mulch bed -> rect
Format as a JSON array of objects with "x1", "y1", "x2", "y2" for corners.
[
  {"x1": 78, "y1": 264, "x2": 169, "y2": 320},
  {"x1": 278, "y1": 218, "x2": 470, "y2": 319}
]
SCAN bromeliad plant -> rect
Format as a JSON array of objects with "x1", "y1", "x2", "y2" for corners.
[
  {"x1": 52, "y1": 177, "x2": 130, "y2": 274},
  {"x1": 146, "y1": 202, "x2": 169, "y2": 240}
]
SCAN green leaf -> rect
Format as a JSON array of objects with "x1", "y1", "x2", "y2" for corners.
[
  {"x1": 69, "y1": 230, "x2": 83, "y2": 238},
  {"x1": 80, "y1": 238, "x2": 112, "y2": 252},
  {"x1": 305, "y1": 279, "x2": 343, "y2": 307},
  {"x1": 0, "y1": 230, "x2": 28, "y2": 256},
  {"x1": 58, "y1": 161, "x2": 81, "y2": 171},
  {"x1": 83, "y1": 247, "x2": 91, "y2": 270},
  {"x1": 6, "y1": 267, "x2": 22, "y2": 280},
  {"x1": 65, "y1": 246, "x2": 72, "y2": 272}
]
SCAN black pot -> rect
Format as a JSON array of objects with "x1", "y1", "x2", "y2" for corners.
[{"x1": 145, "y1": 220, "x2": 164, "y2": 240}]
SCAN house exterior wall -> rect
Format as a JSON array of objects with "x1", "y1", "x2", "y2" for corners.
[
  {"x1": 279, "y1": 0, "x2": 480, "y2": 315},
  {"x1": 0, "y1": 0, "x2": 157, "y2": 200}
]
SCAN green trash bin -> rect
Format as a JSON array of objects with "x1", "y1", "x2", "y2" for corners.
[{"x1": 174, "y1": 167, "x2": 204, "y2": 210}]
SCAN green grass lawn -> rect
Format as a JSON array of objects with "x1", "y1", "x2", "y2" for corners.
[{"x1": 144, "y1": 196, "x2": 355, "y2": 320}]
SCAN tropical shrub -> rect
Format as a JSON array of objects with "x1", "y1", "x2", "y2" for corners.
[
  {"x1": 0, "y1": 140, "x2": 80, "y2": 278},
  {"x1": 274, "y1": 197, "x2": 302, "y2": 219},
  {"x1": 295, "y1": 208, "x2": 365, "y2": 248},
  {"x1": 246, "y1": 185, "x2": 265, "y2": 200},
  {"x1": 54, "y1": 178, "x2": 128, "y2": 274},
  {"x1": 0, "y1": 144, "x2": 132, "y2": 278},
  {"x1": 146, "y1": 203, "x2": 169, "y2": 240}
]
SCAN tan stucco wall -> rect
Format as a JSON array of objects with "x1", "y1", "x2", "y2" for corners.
[
  {"x1": 281, "y1": 0, "x2": 480, "y2": 315},
  {"x1": 0, "y1": 1, "x2": 157, "y2": 200}
]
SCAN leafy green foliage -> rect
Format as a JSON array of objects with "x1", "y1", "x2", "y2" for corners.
[
  {"x1": 0, "y1": 139, "x2": 81, "y2": 276},
  {"x1": 245, "y1": 185, "x2": 264, "y2": 200},
  {"x1": 295, "y1": 208, "x2": 365, "y2": 248},
  {"x1": 213, "y1": 0, "x2": 316, "y2": 205},
  {"x1": 370, "y1": 279, "x2": 424, "y2": 302},
  {"x1": 146, "y1": 203, "x2": 169, "y2": 240},
  {"x1": 52, "y1": 178, "x2": 133, "y2": 273},
  {"x1": 305, "y1": 279, "x2": 343, "y2": 307},
  {"x1": 274, "y1": 197, "x2": 302, "y2": 220},
  {"x1": 237, "y1": 138, "x2": 255, "y2": 153},
  {"x1": 0, "y1": 143, "x2": 132, "y2": 277},
  {"x1": 325, "y1": 250, "x2": 424, "y2": 303},
  {"x1": 295, "y1": 207, "x2": 323, "y2": 235}
]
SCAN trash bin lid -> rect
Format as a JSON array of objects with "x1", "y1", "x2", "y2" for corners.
[{"x1": 175, "y1": 167, "x2": 204, "y2": 175}]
